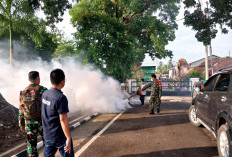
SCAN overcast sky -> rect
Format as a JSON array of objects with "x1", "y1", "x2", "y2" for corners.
[{"x1": 57, "y1": 2, "x2": 232, "y2": 65}]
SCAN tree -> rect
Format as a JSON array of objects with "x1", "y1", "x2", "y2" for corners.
[
  {"x1": 183, "y1": 0, "x2": 218, "y2": 46},
  {"x1": 0, "y1": 0, "x2": 71, "y2": 64},
  {"x1": 70, "y1": 0, "x2": 180, "y2": 82},
  {"x1": 157, "y1": 61, "x2": 164, "y2": 74},
  {"x1": 163, "y1": 64, "x2": 169, "y2": 74},
  {"x1": 53, "y1": 41, "x2": 76, "y2": 59},
  {"x1": 189, "y1": 69, "x2": 201, "y2": 78},
  {"x1": 178, "y1": 58, "x2": 188, "y2": 66},
  {"x1": 28, "y1": 0, "x2": 72, "y2": 24},
  {"x1": 167, "y1": 58, "x2": 173, "y2": 69},
  {"x1": 183, "y1": 0, "x2": 229, "y2": 80},
  {"x1": 210, "y1": 0, "x2": 232, "y2": 31}
]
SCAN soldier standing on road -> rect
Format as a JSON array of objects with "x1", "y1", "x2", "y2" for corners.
[
  {"x1": 19, "y1": 71, "x2": 47, "y2": 157},
  {"x1": 139, "y1": 79, "x2": 146, "y2": 106},
  {"x1": 140, "y1": 74, "x2": 162, "y2": 115}
]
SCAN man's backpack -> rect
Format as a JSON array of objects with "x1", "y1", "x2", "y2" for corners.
[{"x1": 21, "y1": 85, "x2": 42, "y2": 120}]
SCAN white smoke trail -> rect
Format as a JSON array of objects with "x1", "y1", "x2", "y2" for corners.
[{"x1": 0, "y1": 58, "x2": 130, "y2": 114}]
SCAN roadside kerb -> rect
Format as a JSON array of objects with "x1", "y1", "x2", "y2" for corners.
[{"x1": 0, "y1": 113, "x2": 99, "y2": 157}]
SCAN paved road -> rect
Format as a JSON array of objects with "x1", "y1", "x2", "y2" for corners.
[{"x1": 40, "y1": 97, "x2": 219, "y2": 157}]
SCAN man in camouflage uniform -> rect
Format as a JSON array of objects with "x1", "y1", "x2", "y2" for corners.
[
  {"x1": 140, "y1": 74, "x2": 162, "y2": 114},
  {"x1": 19, "y1": 71, "x2": 47, "y2": 157}
]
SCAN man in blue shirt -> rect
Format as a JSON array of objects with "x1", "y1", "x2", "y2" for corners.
[{"x1": 41, "y1": 69, "x2": 74, "y2": 157}]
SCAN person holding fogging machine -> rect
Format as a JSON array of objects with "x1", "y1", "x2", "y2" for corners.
[
  {"x1": 19, "y1": 71, "x2": 47, "y2": 157},
  {"x1": 140, "y1": 74, "x2": 162, "y2": 115},
  {"x1": 41, "y1": 69, "x2": 74, "y2": 157},
  {"x1": 139, "y1": 79, "x2": 146, "y2": 106}
]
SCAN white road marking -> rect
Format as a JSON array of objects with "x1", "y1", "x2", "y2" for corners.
[
  {"x1": 75, "y1": 110, "x2": 125, "y2": 157},
  {"x1": 0, "y1": 143, "x2": 26, "y2": 157}
]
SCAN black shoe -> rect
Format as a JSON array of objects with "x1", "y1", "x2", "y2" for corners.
[{"x1": 149, "y1": 111, "x2": 154, "y2": 114}]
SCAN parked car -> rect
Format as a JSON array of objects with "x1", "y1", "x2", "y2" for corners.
[{"x1": 189, "y1": 68, "x2": 232, "y2": 157}]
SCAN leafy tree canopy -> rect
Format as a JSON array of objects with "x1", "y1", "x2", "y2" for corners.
[
  {"x1": 178, "y1": 58, "x2": 188, "y2": 65},
  {"x1": 53, "y1": 40, "x2": 76, "y2": 59},
  {"x1": 183, "y1": 0, "x2": 231, "y2": 46},
  {"x1": 70, "y1": 0, "x2": 180, "y2": 81},
  {"x1": 0, "y1": 0, "x2": 69, "y2": 61},
  {"x1": 23, "y1": 0, "x2": 72, "y2": 24}
]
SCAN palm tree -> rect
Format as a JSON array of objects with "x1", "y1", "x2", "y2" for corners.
[{"x1": 0, "y1": 0, "x2": 43, "y2": 65}]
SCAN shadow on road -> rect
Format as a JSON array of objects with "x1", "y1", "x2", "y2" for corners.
[
  {"x1": 129, "y1": 101, "x2": 191, "y2": 114},
  {"x1": 103, "y1": 112, "x2": 189, "y2": 136},
  {"x1": 119, "y1": 146, "x2": 218, "y2": 157}
]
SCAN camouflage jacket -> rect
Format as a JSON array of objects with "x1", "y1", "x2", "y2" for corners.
[
  {"x1": 142, "y1": 80, "x2": 162, "y2": 97},
  {"x1": 18, "y1": 84, "x2": 47, "y2": 127}
]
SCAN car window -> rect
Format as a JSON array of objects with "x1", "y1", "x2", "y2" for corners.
[
  {"x1": 204, "y1": 75, "x2": 218, "y2": 92},
  {"x1": 215, "y1": 74, "x2": 230, "y2": 92}
]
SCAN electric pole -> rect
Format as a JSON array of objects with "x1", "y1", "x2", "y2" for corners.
[
  {"x1": 205, "y1": 46, "x2": 209, "y2": 80},
  {"x1": 205, "y1": 1, "x2": 209, "y2": 80},
  {"x1": 209, "y1": 44, "x2": 213, "y2": 74}
]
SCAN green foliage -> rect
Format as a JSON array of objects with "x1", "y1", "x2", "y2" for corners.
[
  {"x1": 209, "y1": 0, "x2": 232, "y2": 30},
  {"x1": 70, "y1": 0, "x2": 180, "y2": 81},
  {"x1": 189, "y1": 69, "x2": 205, "y2": 79},
  {"x1": 0, "y1": 0, "x2": 65, "y2": 61},
  {"x1": 25, "y1": 0, "x2": 72, "y2": 24},
  {"x1": 167, "y1": 58, "x2": 173, "y2": 69},
  {"x1": 53, "y1": 41, "x2": 76, "y2": 59},
  {"x1": 0, "y1": 1, "x2": 42, "y2": 43},
  {"x1": 189, "y1": 69, "x2": 201, "y2": 78},
  {"x1": 157, "y1": 61, "x2": 164, "y2": 74},
  {"x1": 200, "y1": 73, "x2": 206, "y2": 79},
  {"x1": 183, "y1": 0, "x2": 231, "y2": 46},
  {"x1": 156, "y1": 61, "x2": 170, "y2": 74}
]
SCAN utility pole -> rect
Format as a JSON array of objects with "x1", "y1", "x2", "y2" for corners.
[
  {"x1": 205, "y1": 46, "x2": 209, "y2": 80},
  {"x1": 209, "y1": 44, "x2": 213, "y2": 74},
  {"x1": 205, "y1": 1, "x2": 209, "y2": 80}
]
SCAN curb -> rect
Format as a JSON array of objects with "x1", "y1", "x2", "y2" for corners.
[
  {"x1": 7, "y1": 113, "x2": 99, "y2": 157},
  {"x1": 69, "y1": 113, "x2": 99, "y2": 131}
]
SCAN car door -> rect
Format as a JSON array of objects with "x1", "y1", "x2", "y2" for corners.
[
  {"x1": 196, "y1": 75, "x2": 219, "y2": 124},
  {"x1": 208, "y1": 74, "x2": 231, "y2": 129}
]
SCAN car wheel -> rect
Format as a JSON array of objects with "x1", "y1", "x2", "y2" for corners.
[
  {"x1": 188, "y1": 105, "x2": 201, "y2": 127},
  {"x1": 217, "y1": 124, "x2": 232, "y2": 157}
]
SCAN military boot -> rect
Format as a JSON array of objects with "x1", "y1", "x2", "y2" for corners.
[{"x1": 149, "y1": 109, "x2": 154, "y2": 114}]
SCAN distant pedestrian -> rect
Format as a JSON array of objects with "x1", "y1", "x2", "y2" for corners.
[
  {"x1": 200, "y1": 80, "x2": 205, "y2": 91},
  {"x1": 140, "y1": 74, "x2": 162, "y2": 115},
  {"x1": 41, "y1": 69, "x2": 74, "y2": 157},
  {"x1": 139, "y1": 79, "x2": 146, "y2": 106},
  {"x1": 19, "y1": 71, "x2": 47, "y2": 157}
]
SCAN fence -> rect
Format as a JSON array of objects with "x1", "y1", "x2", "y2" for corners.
[{"x1": 131, "y1": 80, "x2": 193, "y2": 97}]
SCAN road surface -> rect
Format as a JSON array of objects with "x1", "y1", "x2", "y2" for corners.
[{"x1": 39, "y1": 97, "x2": 218, "y2": 157}]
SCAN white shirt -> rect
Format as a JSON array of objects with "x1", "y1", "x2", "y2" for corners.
[{"x1": 140, "y1": 82, "x2": 147, "y2": 95}]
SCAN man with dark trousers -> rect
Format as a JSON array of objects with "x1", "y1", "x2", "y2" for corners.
[
  {"x1": 19, "y1": 71, "x2": 47, "y2": 157},
  {"x1": 139, "y1": 79, "x2": 146, "y2": 106},
  {"x1": 41, "y1": 69, "x2": 74, "y2": 157},
  {"x1": 140, "y1": 74, "x2": 162, "y2": 115}
]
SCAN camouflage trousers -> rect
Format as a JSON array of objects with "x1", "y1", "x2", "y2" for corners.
[
  {"x1": 25, "y1": 120, "x2": 43, "y2": 157},
  {"x1": 149, "y1": 95, "x2": 161, "y2": 113}
]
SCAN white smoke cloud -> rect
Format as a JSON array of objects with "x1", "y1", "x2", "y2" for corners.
[{"x1": 0, "y1": 58, "x2": 130, "y2": 114}]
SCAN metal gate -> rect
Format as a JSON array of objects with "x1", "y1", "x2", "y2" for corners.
[{"x1": 131, "y1": 80, "x2": 193, "y2": 97}]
